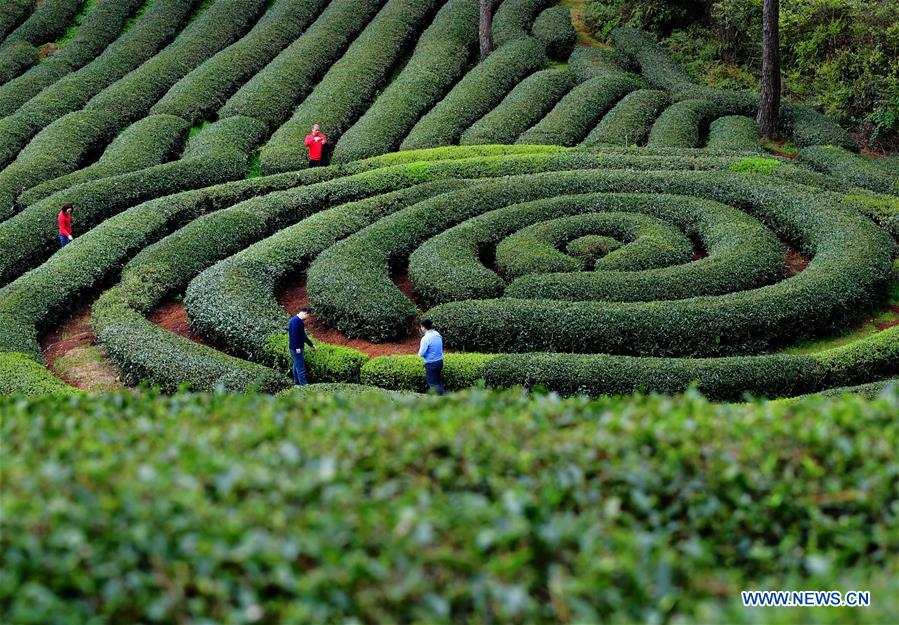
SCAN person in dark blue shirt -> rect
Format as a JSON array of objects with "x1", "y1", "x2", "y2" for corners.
[{"x1": 288, "y1": 307, "x2": 316, "y2": 385}]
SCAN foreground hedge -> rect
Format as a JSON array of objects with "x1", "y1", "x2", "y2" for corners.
[{"x1": 2, "y1": 389, "x2": 897, "y2": 623}]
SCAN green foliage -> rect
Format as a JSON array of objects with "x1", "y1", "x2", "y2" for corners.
[
  {"x1": 531, "y1": 6, "x2": 577, "y2": 60},
  {"x1": 484, "y1": 327, "x2": 899, "y2": 399},
  {"x1": 706, "y1": 115, "x2": 761, "y2": 151},
  {"x1": 492, "y1": 0, "x2": 554, "y2": 46},
  {"x1": 842, "y1": 193, "x2": 899, "y2": 240},
  {"x1": 18, "y1": 114, "x2": 191, "y2": 205},
  {"x1": 595, "y1": 0, "x2": 899, "y2": 145},
  {"x1": 799, "y1": 145, "x2": 898, "y2": 195},
  {"x1": 0, "y1": 0, "x2": 145, "y2": 116},
  {"x1": 219, "y1": 0, "x2": 384, "y2": 130},
  {"x1": 0, "y1": 0, "x2": 204, "y2": 172},
  {"x1": 0, "y1": 117, "x2": 262, "y2": 286},
  {"x1": 647, "y1": 98, "x2": 721, "y2": 148},
  {"x1": 426, "y1": 172, "x2": 895, "y2": 357},
  {"x1": 2, "y1": 389, "x2": 897, "y2": 622},
  {"x1": 0, "y1": 0, "x2": 32, "y2": 42},
  {"x1": 265, "y1": 334, "x2": 370, "y2": 384}
]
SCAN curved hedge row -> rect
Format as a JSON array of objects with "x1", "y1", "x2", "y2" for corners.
[
  {"x1": 0, "y1": 0, "x2": 84, "y2": 84},
  {"x1": 0, "y1": 0, "x2": 144, "y2": 115},
  {"x1": 0, "y1": 0, "x2": 32, "y2": 43},
  {"x1": 185, "y1": 182, "x2": 467, "y2": 363},
  {"x1": 218, "y1": 0, "x2": 385, "y2": 131},
  {"x1": 841, "y1": 193, "x2": 899, "y2": 241},
  {"x1": 531, "y1": 5, "x2": 575, "y2": 60},
  {"x1": 610, "y1": 26, "x2": 856, "y2": 150},
  {"x1": 0, "y1": 109, "x2": 123, "y2": 222},
  {"x1": 18, "y1": 114, "x2": 190, "y2": 205},
  {"x1": 517, "y1": 72, "x2": 640, "y2": 146},
  {"x1": 331, "y1": 0, "x2": 479, "y2": 163},
  {"x1": 706, "y1": 115, "x2": 761, "y2": 152},
  {"x1": 492, "y1": 0, "x2": 553, "y2": 47},
  {"x1": 460, "y1": 68, "x2": 574, "y2": 145},
  {"x1": 647, "y1": 98, "x2": 721, "y2": 148},
  {"x1": 482, "y1": 325, "x2": 899, "y2": 400},
  {"x1": 85, "y1": 0, "x2": 268, "y2": 119},
  {"x1": 799, "y1": 145, "x2": 897, "y2": 196},
  {"x1": 0, "y1": 116, "x2": 264, "y2": 287},
  {"x1": 400, "y1": 37, "x2": 546, "y2": 150},
  {"x1": 261, "y1": 0, "x2": 440, "y2": 174},
  {"x1": 0, "y1": 0, "x2": 199, "y2": 170},
  {"x1": 0, "y1": 0, "x2": 263, "y2": 211},
  {"x1": 408, "y1": 193, "x2": 741, "y2": 305},
  {"x1": 567, "y1": 45, "x2": 636, "y2": 82},
  {"x1": 307, "y1": 158, "x2": 763, "y2": 341},
  {"x1": 582, "y1": 89, "x2": 669, "y2": 147},
  {"x1": 425, "y1": 172, "x2": 895, "y2": 357},
  {"x1": 0, "y1": 352, "x2": 78, "y2": 397},
  {"x1": 150, "y1": 0, "x2": 328, "y2": 125}
]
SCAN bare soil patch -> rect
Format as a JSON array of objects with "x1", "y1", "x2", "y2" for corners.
[
  {"x1": 40, "y1": 305, "x2": 124, "y2": 391},
  {"x1": 147, "y1": 299, "x2": 211, "y2": 346}
]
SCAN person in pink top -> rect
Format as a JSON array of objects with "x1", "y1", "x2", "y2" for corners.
[
  {"x1": 304, "y1": 123, "x2": 327, "y2": 167},
  {"x1": 58, "y1": 203, "x2": 74, "y2": 248}
]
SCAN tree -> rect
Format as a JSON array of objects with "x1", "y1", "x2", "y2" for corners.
[
  {"x1": 479, "y1": 0, "x2": 492, "y2": 60},
  {"x1": 756, "y1": 0, "x2": 781, "y2": 139}
]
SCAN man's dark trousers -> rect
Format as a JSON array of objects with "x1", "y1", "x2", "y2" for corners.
[
  {"x1": 308, "y1": 159, "x2": 322, "y2": 168},
  {"x1": 424, "y1": 359, "x2": 445, "y2": 395},
  {"x1": 291, "y1": 349, "x2": 308, "y2": 385}
]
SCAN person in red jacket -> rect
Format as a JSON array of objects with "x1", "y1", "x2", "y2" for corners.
[
  {"x1": 58, "y1": 203, "x2": 74, "y2": 248},
  {"x1": 304, "y1": 124, "x2": 327, "y2": 167}
]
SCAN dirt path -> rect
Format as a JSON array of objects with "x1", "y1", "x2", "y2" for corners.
[
  {"x1": 560, "y1": 0, "x2": 608, "y2": 49},
  {"x1": 784, "y1": 245, "x2": 809, "y2": 277},
  {"x1": 40, "y1": 306, "x2": 125, "y2": 392},
  {"x1": 276, "y1": 273, "x2": 427, "y2": 359},
  {"x1": 147, "y1": 299, "x2": 211, "y2": 346}
]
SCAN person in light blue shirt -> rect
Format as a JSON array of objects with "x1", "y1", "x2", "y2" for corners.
[{"x1": 418, "y1": 318, "x2": 445, "y2": 395}]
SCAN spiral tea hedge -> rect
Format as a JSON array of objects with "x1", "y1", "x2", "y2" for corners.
[{"x1": 0, "y1": 1, "x2": 895, "y2": 400}]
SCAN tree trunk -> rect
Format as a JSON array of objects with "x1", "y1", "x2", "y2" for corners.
[
  {"x1": 757, "y1": 0, "x2": 781, "y2": 139},
  {"x1": 479, "y1": 0, "x2": 492, "y2": 61}
]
